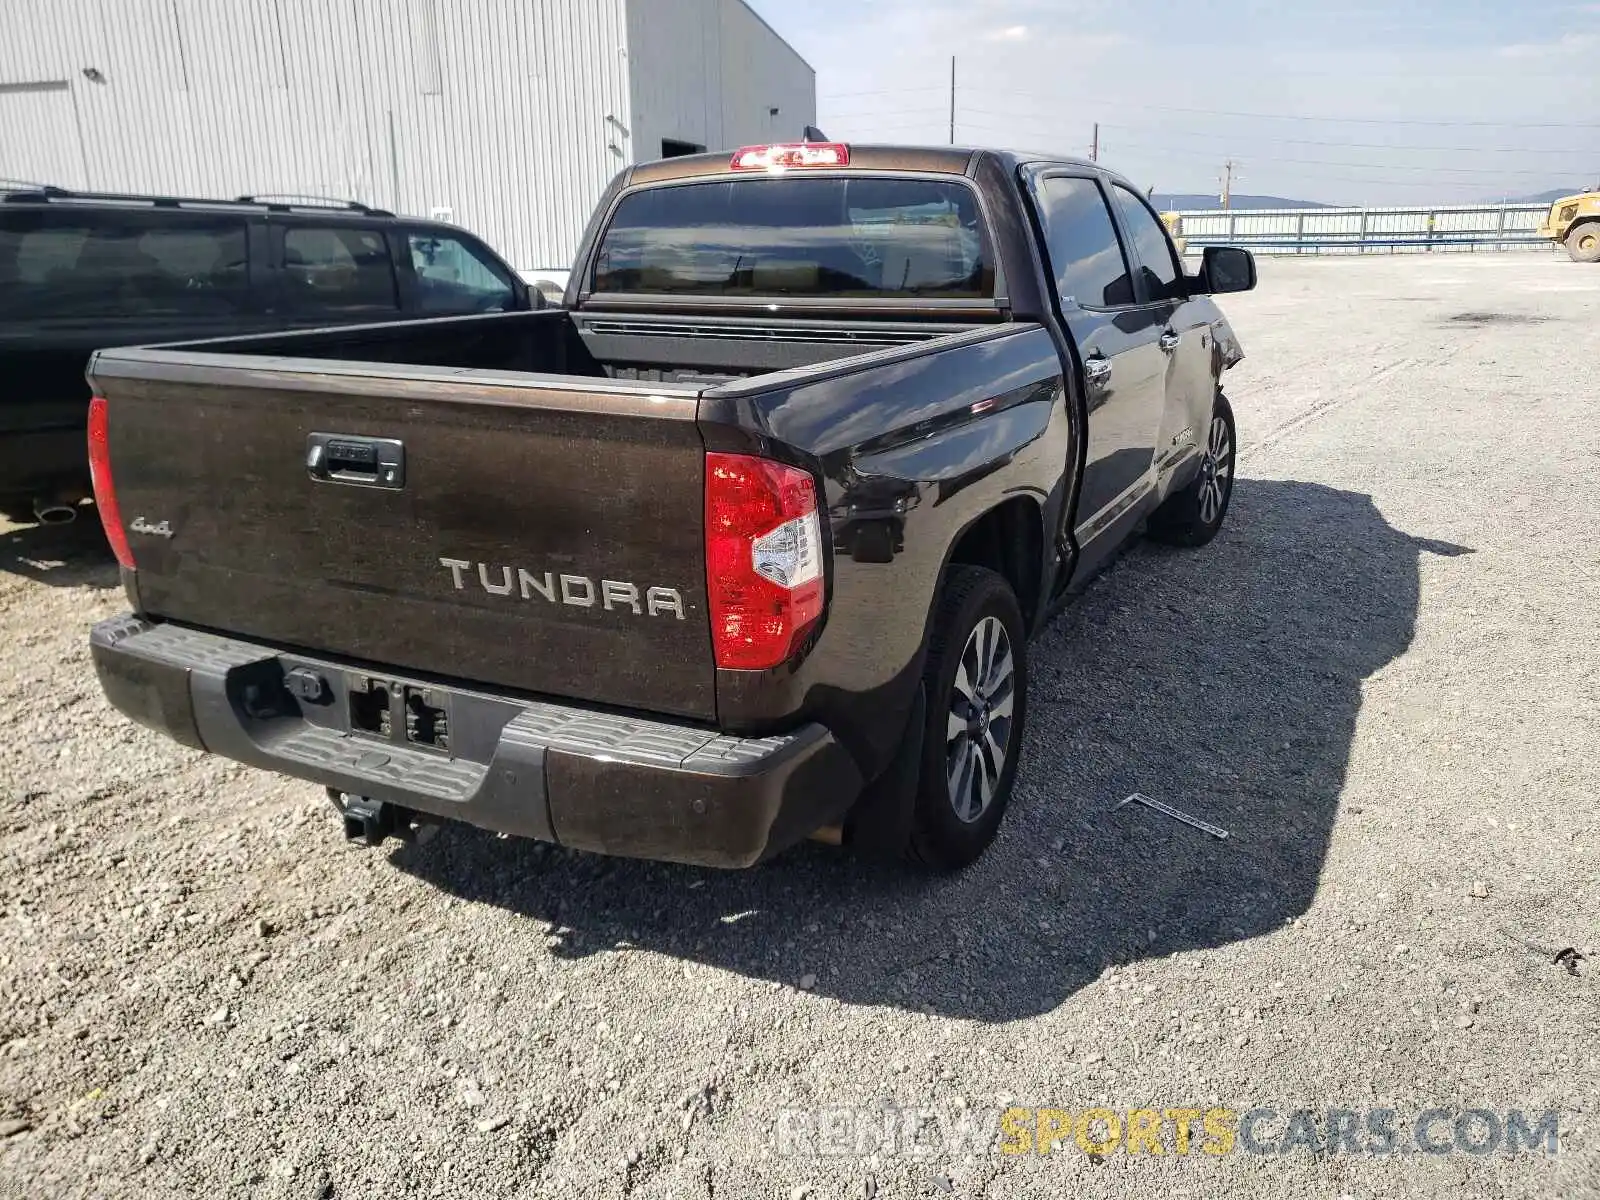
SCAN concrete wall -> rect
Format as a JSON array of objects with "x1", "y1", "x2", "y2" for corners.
[{"x1": 0, "y1": 0, "x2": 815, "y2": 272}]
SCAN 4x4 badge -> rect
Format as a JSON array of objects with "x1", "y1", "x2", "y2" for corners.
[{"x1": 130, "y1": 517, "x2": 175, "y2": 539}]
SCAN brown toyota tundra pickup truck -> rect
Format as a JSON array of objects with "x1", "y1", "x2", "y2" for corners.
[{"x1": 86, "y1": 143, "x2": 1255, "y2": 871}]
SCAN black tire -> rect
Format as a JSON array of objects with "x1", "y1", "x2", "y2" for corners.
[
  {"x1": 1567, "y1": 222, "x2": 1600, "y2": 264},
  {"x1": 1148, "y1": 391, "x2": 1236, "y2": 548},
  {"x1": 904, "y1": 565, "x2": 1028, "y2": 871}
]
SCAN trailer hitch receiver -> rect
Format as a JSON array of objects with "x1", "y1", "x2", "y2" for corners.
[{"x1": 341, "y1": 796, "x2": 399, "y2": 846}]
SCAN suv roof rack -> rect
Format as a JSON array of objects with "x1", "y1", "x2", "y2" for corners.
[
  {"x1": 0, "y1": 185, "x2": 394, "y2": 217},
  {"x1": 235, "y1": 193, "x2": 392, "y2": 216}
]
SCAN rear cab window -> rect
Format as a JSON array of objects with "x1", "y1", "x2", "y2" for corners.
[
  {"x1": 591, "y1": 176, "x2": 995, "y2": 299},
  {"x1": 0, "y1": 210, "x2": 250, "y2": 320},
  {"x1": 281, "y1": 224, "x2": 398, "y2": 315}
]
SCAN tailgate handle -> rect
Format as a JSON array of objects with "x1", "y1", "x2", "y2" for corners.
[{"x1": 307, "y1": 433, "x2": 405, "y2": 489}]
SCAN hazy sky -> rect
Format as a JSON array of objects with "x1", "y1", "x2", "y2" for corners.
[{"x1": 746, "y1": 0, "x2": 1600, "y2": 205}]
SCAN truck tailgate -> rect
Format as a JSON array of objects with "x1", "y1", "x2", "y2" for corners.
[{"x1": 89, "y1": 351, "x2": 716, "y2": 720}]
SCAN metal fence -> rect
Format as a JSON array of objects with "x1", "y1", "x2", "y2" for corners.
[{"x1": 1170, "y1": 203, "x2": 1554, "y2": 255}]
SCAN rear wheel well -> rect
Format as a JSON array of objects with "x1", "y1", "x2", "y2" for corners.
[{"x1": 946, "y1": 498, "x2": 1044, "y2": 628}]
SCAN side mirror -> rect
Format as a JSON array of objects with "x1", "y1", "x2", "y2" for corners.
[
  {"x1": 1196, "y1": 246, "x2": 1257, "y2": 294},
  {"x1": 516, "y1": 280, "x2": 543, "y2": 310},
  {"x1": 532, "y1": 279, "x2": 567, "y2": 309}
]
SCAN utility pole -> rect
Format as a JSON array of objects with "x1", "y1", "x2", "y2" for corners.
[
  {"x1": 949, "y1": 57, "x2": 956, "y2": 145},
  {"x1": 1220, "y1": 159, "x2": 1238, "y2": 210},
  {"x1": 1090, "y1": 123, "x2": 1099, "y2": 163}
]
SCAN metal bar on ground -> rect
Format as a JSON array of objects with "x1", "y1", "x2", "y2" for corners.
[{"x1": 1114, "y1": 793, "x2": 1231, "y2": 840}]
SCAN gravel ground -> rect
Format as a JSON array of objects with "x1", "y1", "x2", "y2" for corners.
[{"x1": 2, "y1": 254, "x2": 1597, "y2": 1200}]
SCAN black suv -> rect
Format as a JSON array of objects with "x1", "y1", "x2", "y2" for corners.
[{"x1": 0, "y1": 185, "x2": 537, "y2": 524}]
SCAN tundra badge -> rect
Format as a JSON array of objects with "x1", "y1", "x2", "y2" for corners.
[{"x1": 439, "y1": 558, "x2": 685, "y2": 619}]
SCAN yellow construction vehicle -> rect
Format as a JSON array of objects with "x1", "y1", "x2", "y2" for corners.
[
  {"x1": 1160, "y1": 211, "x2": 1188, "y2": 256},
  {"x1": 1538, "y1": 190, "x2": 1600, "y2": 262}
]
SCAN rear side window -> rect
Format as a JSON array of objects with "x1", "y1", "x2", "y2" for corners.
[
  {"x1": 282, "y1": 225, "x2": 398, "y2": 314},
  {"x1": 0, "y1": 214, "x2": 249, "y2": 319},
  {"x1": 1035, "y1": 176, "x2": 1133, "y2": 309},
  {"x1": 1112, "y1": 185, "x2": 1183, "y2": 301},
  {"x1": 406, "y1": 231, "x2": 517, "y2": 313},
  {"x1": 592, "y1": 177, "x2": 994, "y2": 299}
]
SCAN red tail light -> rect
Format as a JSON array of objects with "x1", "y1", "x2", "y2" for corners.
[
  {"x1": 705, "y1": 453, "x2": 824, "y2": 670},
  {"x1": 730, "y1": 143, "x2": 850, "y2": 172},
  {"x1": 87, "y1": 395, "x2": 135, "y2": 569}
]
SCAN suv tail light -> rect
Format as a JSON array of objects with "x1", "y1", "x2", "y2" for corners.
[
  {"x1": 87, "y1": 395, "x2": 135, "y2": 569},
  {"x1": 704, "y1": 452, "x2": 824, "y2": 670}
]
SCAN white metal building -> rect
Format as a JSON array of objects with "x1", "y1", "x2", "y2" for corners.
[{"x1": 0, "y1": 0, "x2": 816, "y2": 273}]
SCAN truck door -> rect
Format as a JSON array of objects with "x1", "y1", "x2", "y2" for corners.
[
  {"x1": 1028, "y1": 171, "x2": 1168, "y2": 551},
  {"x1": 1106, "y1": 184, "x2": 1215, "y2": 490}
]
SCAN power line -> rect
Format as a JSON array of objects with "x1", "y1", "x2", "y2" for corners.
[
  {"x1": 823, "y1": 86, "x2": 947, "y2": 101},
  {"x1": 826, "y1": 106, "x2": 951, "y2": 120},
  {"x1": 939, "y1": 119, "x2": 1588, "y2": 190},
  {"x1": 831, "y1": 99, "x2": 1598, "y2": 151},
  {"x1": 820, "y1": 103, "x2": 1595, "y2": 188},
  {"x1": 839, "y1": 130, "x2": 1590, "y2": 186},
  {"x1": 1099, "y1": 139, "x2": 1576, "y2": 177},
  {"x1": 1096, "y1": 123, "x2": 1590, "y2": 156},
  {"x1": 833, "y1": 83, "x2": 1598, "y2": 129},
  {"x1": 865, "y1": 110, "x2": 1591, "y2": 164},
  {"x1": 932, "y1": 108, "x2": 1588, "y2": 175},
  {"x1": 829, "y1": 118, "x2": 952, "y2": 134},
  {"x1": 949, "y1": 57, "x2": 956, "y2": 147},
  {"x1": 829, "y1": 121, "x2": 1592, "y2": 176},
  {"x1": 971, "y1": 95, "x2": 1594, "y2": 128}
]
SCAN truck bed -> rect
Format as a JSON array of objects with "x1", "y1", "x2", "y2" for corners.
[{"x1": 176, "y1": 307, "x2": 987, "y2": 389}]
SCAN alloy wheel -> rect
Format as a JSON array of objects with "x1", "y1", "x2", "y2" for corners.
[
  {"x1": 1198, "y1": 413, "x2": 1233, "y2": 525},
  {"x1": 946, "y1": 616, "x2": 1016, "y2": 822}
]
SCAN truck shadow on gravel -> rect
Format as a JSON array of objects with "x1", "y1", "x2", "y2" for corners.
[
  {"x1": 393, "y1": 479, "x2": 1473, "y2": 1021},
  {"x1": 0, "y1": 518, "x2": 118, "y2": 589}
]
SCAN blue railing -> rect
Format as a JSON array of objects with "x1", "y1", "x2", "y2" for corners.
[{"x1": 1168, "y1": 203, "x2": 1555, "y2": 255}]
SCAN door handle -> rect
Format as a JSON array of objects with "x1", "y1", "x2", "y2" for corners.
[
  {"x1": 1159, "y1": 331, "x2": 1182, "y2": 353},
  {"x1": 307, "y1": 433, "x2": 405, "y2": 489},
  {"x1": 1084, "y1": 356, "x2": 1113, "y2": 385}
]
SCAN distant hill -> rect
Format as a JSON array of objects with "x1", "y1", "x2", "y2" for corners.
[
  {"x1": 1504, "y1": 187, "x2": 1593, "y2": 204},
  {"x1": 1152, "y1": 193, "x2": 1331, "y2": 211}
]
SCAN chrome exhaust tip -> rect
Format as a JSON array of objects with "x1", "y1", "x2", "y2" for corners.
[{"x1": 33, "y1": 502, "x2": 79, "y2": 525}]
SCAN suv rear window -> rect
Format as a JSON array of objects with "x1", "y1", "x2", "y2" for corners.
[
  {"x1": 592, "y1": 177, "x2": 994, "y2": 299},
  {"x1": 0, "y1": 214, "x2": 249, "y2": 319}
]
